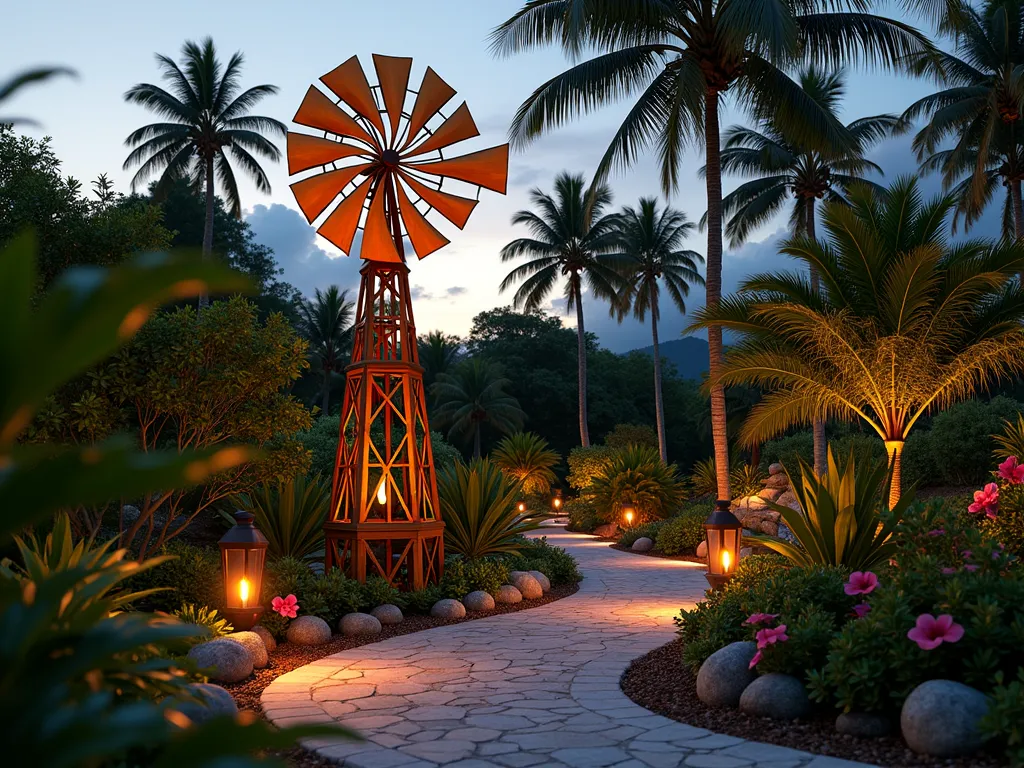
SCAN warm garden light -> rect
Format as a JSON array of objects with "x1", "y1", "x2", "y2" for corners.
[
  {"x1": 518, "y1": 501, "x2": 527, "y2": 513},
  {"x1": 552, "y1": 496, "x2": 562, "y2": 510},
  {"x1": 623, "y1": 507, "x2": 636, "y2": 526},
  {"x1": 376, "y1": 477, "x2": 388, "y2": 506},
  {"x1": 704, "y1": 501, "x2": 742, "y2": 590},
  {"x1": 219, "y1": 510, "x2": 268, "y2": 630}
]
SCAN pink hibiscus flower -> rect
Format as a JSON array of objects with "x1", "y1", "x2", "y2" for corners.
[
  {"x1": 844, "y1": 571, "x2": 879, "y2": 596},
  {"x1": 941, "y1": 567, "x2": 957, "y2": 575},
  {"x1": 743, "y1": 613, "x2": 780, "y2": 627},
  {"x1": 271, "y1": 594, "x2": 299, "y2": 619},
  {"x1": 748, "y1": 650, "x2": 763, "y2": 670},
  {"x1": 927, "y1": 529, "x2": 945, "y2": 537},
  {"x1": 852, "y1": 603, "x2": 871, "y2": 618},
  {"x1": 755, "y1": 625, "x2": 789, "y2": 649},
  {"x1": 998, "y1": 456, "x2": 1024, "y2": 484},
  {"x1": 907, "y1": 614, "x2": 965, "y2": 650},
  {"x1": 965, "y1": 564, "x2": 979, "y2": 572},
  {"x1": 968, "y1": 483, "x2": 999, "y2": 517}
]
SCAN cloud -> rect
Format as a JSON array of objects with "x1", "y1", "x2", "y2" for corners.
[
  {"x1": 245, "y1": 203, "x2": 363, "y2": 298},
  {"x1": 446, "y1": 286, "x2": 467, "y2": 297}
]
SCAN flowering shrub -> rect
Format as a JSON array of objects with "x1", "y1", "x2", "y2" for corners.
[
  {"x1": 271, "y1": 594, "x2": 299, "y2": 618},
  {"x1": 983, "y1": 457, "x2": 1024, "y2": 558},
  {"x1": 807, "y1": 499, "x2": 1023, "y2": 715}
]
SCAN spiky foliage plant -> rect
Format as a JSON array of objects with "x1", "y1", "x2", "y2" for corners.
[{"x1": 491, "y1": 431, "x2": 560, "y2": 496}]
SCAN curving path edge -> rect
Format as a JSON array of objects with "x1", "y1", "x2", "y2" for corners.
[{"x1": 262, "y1": 527, "x2": 874, "y2": 768}]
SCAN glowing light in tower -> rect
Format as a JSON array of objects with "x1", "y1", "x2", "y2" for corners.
[
  {"x1": 376, "y1": 478, "x2": 388, "y2": 505},
  {"x1": 239, "y1": 577, "x2": 250, "y2": 608}
]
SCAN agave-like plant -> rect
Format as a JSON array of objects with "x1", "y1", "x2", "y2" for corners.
[
  {"x1": 173, "y1": 603, "x2": 234, "y2": 641},
  {"x1": 490, "y1": 432, "x2": 560, "y2": 496},
  {"x1": 438, "y1": 459, "x2": 549, "y2": 559},
  {"x1": 590, "y1": 445, "x2": 683, "y2": 524},
  {"x1": 749, "y1": 448, "x2": 913, "y2": 569},
  {"x1": 229, "y1": 473, "x2": 329, "y2": 560},
  {"x1": 993, "y1": 415, "x2": 1024, "y2": 462}
]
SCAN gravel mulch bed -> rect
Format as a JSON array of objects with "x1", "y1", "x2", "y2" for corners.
[
  {"x1": 223, "y1": 583, "x2": 578, "y2": 767},
  {"x1": 609, "y1": 543, "x2": 706, "y2": 565},
  {"x1": 621, "y1": 639, "x2": 1002, "y2": 768}
]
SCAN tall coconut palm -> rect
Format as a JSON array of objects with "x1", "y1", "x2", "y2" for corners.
[
  {"x1": 418, "y1": 331, "x2": 462, "y2": 391},
  {"x1": 689, "y1": 177, "x2": 1024, "y2": 507},
  {"x1": 492, "y1": 0, "x2": 935, "y2": 503},
  {"x1": 612, "y1": 198, "x2": 705, "y2": 463},
  {"x1": 123, "y1": 37, "x2": 285, "y2": 306},
  {"x1": 499, "y1": 171, "x2": 625, "y2": 447},
  {"x1": 432, "y1": 359, "x2": 526, "y2": 458},
  {"x1": 711, "y1": 67, "x2": 898, "y2": 475},
  {"x1": 903, "y1": 0, "x2": 1024, "y2": 244},
  {"x1": 299, "y1": 286, "x2": 354, "y2": 416}
]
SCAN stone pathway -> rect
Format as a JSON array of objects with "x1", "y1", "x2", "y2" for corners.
[{"x1": 262, "y1": 527, "x2": 874, "y2": 768}]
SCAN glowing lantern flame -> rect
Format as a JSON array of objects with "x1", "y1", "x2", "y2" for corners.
[
  {"x1": 376, "y1": 478, "x2": 388, "y2": 505},
  {"x1": 553, "y1": 497, "x2": 561, "y2": 509},
  {"x1": 721, "y1": 549, "x2": 732, "y2": 573},
  {"x1": 624, "y1": 509, "x2": 635, "y2": 525},
  {"x1": 517, "y1": 502, "x2": 526, "y2": 512},
  {"x1": 239, "y1": 577, "x2": 250, "y2": 608}
]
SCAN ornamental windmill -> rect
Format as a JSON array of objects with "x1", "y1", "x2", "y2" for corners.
[{"x1": 287, "y1": 55, "x2": 508, "y2": 588}]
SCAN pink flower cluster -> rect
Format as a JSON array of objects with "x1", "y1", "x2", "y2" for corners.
[
  {"x1": 968, "y1": 482, "x2": 999, "y2": 519},
  {"x1": 743, "y1": 613, "x2": 779, "y2": 627},
  {"x1": 271, "y1": 594, "x2": 299, "y2": 618},
  {"x1": 844, "y1": 571, "x2": 878, "y2": 596},
  {"x1": 907, "y1": 613, "x2": 964, "y2": 650},
  {"x1": 998, "y1": 456, "x2": 1024, "y2": 484},
  {"x1": 749, "y1": 624, "x2": 789, "y2": 669}
]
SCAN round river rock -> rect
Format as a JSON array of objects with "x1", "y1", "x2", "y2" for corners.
[
  {"x1": 901, "y1": 679, "x2": 989, "y2": 757},
  {"x1": 371, "y1": 604, "x2": 404, "y2": 625},
  {"x1": 464, "y1": 590, "x2": 496, "y2": 611},
  {"x1": 340, "y1": 612, "x2": 383, "y2": 636},
  {"x1": 431, "y1": 598, "x2": 467, "y2": 619},
  {"x1": 528, "y1": 570, "x2": 551, "y2": 592},
  {"x1": 168, "y1": 682, "x2": 238, "y2": 724},
  {"x1": 286, "y1": 615, "x2": 332, "y2": 646},
  {"x1": 224, "y1": 630, "x2": 268, "y2": 669},
  {"x1": 251, "y1": 625, "x2": 277, "y2": 654},
  {"x1": 696, "y1": 641, "x2": 757, "y2": 708},
  {"x1": 495, "y1": 585, "x2": 523, "y2": 604},
  {"x1": 509, "y1": 571, "x2": 543, "y2": 599},
  {"x1": 739, "y1": 673, "x2": 810, "y2": 720},
  {"x1": 186, "y1": 638, "x2": 253, "y2": 683},
  {"x1": 631, "y1": 537, "x2": 655, "y2": 552}
]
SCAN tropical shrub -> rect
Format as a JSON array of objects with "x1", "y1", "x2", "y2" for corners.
[
  {"x1": 230, "y1": 473, "x2": 330, "y2": 560},
  {"x1": 927, "y1": 397, "x2": 1023, "y2": 485},
  {"x1": 508, "y1": 536, "x2": 582, "y2": 585},
  {"x1": 983, "y1": 669, "x2": 1024, "y2": 766},
  {"x1": 403, "y1": 584, "x2": 445, "y2": 614},
  {"x1": 440, "y1": 558, "x2": 510, "y2": 599},
  {"x1": 173, "y1": 604, "x2": 234, "y2": 643},
  {"x1": 302, "y1": 568, "x2": 361, "y2": 626},
  {"x1": 128, "y1": 540, "x2": 223, "y2": 613},
  {"x1": 750, "y1": 449, "x2": 911, "y2": 569},
  {"x1": 566, "y1": 445, "x2": 614, "y2": 491},
  {"x1": 687, "y1": 457, "x2": 718, "y2": 498},
  {"x1": 655, "y1": 509, "x2": 707, "y2": 556},
  {"x1": 731, "y1": 463, "x2": 766, "y2": 497},
  {"x1": 604, "y1": 423, "x2": 658, "y2": 450},
  {"x1": 761, "y1": 433, "x2": 814, "y2": 472},
  {"x1": 590, "y1": 444, "x2": 683, "y2": 524},
  {"x1": 264, "y1": 556, "x2": 313, "y2": 601},
  {"x1": 491, "y1": 431, "x2": 560, "y2": 495},
  {"x1": 808, "y1": 500, "x2": 1022, "y2": 719},
  {"x1": 438, "y1": 458, "x2": 548, "y2": 558},
  {"x1": 618, "y1": 520, "x2": 664, "y2": 548},
  {"x1": 565, "y1": 497, "x2": 601, "y2": 532},
  {"x1": 358, "y1": 575, "x2": 403, "y2": 612},
  {"x1": 0, "y1": 232, "x2": 348, "y2": 763}
]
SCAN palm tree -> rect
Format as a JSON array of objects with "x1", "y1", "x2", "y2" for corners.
[
  {"x1": 418, "y1": 331, "x2": 462, "y2": 391},
  {"x1": 689, "y1": 177, "x2": 1024, "y2": 506},
  {"x1": 499, "y1": 171, "x2": 624, "y2": 448},
  {"x1": 492, "y1": 0, "x2": 935, "y2": 503},
  {"x1": 712, "y1": 67, "x2": 897, "y2": 475},
  {"x1": 491, "y1": 431, "x2": 561, "y2": 495},
  {"x1": 903, "y1": 0, "x2": 1024, "y2": 243},
  {"x1": 299, "y1": 286, "x2": 354, "y2": 416},
  {"x1": 612, "y1": 198, "x2": 704, "y2": 463},
  {"x1": 432, "y1": 359, "x2": 526, "y2": 459},
  {"x1": 122, "y1": 37, "x2": 285, "y2": 306}
]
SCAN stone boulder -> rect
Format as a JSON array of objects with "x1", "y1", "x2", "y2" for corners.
[
  {"x1": 431, "y1": 598, "x2": 466, "y2": 619},
  {"x1": 340, "y1": 612, "x2": 382, "y2": 637},
  {"x1": 739, "y1": 673, "x2": 810, "y2": 720},
  {"x1": 696, "y1": 641, "x2": 758, "y2": 707},
  {"x1": 509, "y1": 572, "x2": 544, "y2": 599},
  {"x1": 594, "y1": 522, "x2": 618, "y2": 538},
  {"x1": 528, "y1": 570, "x2": 551, "y2": 592},
  {"x1": 631, "y1": 537, "x2": 655, "y2": 552},
  {"x1": 836, "y1": 712, "x2": 891, "y2": 738},
  {"x1": 168, "y1": 682, "x2": 238, "y2": 724},
  {"x1": 251, "y1": 625, "x2": 277, "y2": 654},
  {"x1": 775, "y1": 491, "x2": 800, "y2": 510},
  {"x1": 464, "y1": 590, "x2": 495, "y2": 611},
  {"x1": 224, "y1": 630, "x2": 268, "y2": 669},
  {"x1": 187, "y1": 638, "x2": 253, "y2": 683},
  {"x1": 768, "y1": 462, "x2": 784, "y2": 475},
  {"x1": 764, "y1": 473, "x2": 789, "y2": 490},
  {"x1": 371, "y1": 604, "x2": 404, "y2": 625},
  {"x1": 696, "y1": 540, "x2": 708, "y2": 559},
  {"x1": 901, "y1": 680, "x2": 989, "y2": 757},
  {"x1": 286, "y1": 615, "x2": 332, "y2": 646},
  {"x1": 495, "y1": 585, "x2": 523, "y2": 604}
]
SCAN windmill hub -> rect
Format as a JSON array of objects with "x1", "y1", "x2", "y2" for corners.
[{"x1": 381, "y1": 148, "x2": 401, "y2": 168}]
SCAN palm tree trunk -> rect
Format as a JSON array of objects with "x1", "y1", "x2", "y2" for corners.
[
  {"x1": 573, "y1": 277, "x2": 591, "y2": 448},
  {"x1": 704, "y1": 89, "x2": 731, "y2": 503},
  {"x1": 321, "y1": 370, "x2": 331, "y2": 416},
  {"x1": 473, "y1": 423, "x2": 482, "y2": 459},
  {"x1": 1012, "y1": 179, "x2": 1024, "y2": 284},
  {"x1": 885, "y1": 440, "x2": 903, "y2": 508},
  {"x1": 200, "y1": 155, "x2": 215, "y2": 310},
  {"x1": 649, "y1": 282, "x2": 668, "y2": 463},
  {"x1": 807, "y1": 199, "x2": 826, "y2": 477}
]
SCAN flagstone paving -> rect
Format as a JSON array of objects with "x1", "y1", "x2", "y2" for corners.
[{"x1": 262, "y1": 527, "x2": 874, "y2": 768}]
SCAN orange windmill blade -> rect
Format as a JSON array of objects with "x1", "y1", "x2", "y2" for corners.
[{"x1": 287, "y1": 55, "x2": 509, "y2": 261}]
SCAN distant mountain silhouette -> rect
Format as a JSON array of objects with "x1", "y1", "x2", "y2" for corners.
[{"x1": 629, "y1": 337, "x2": 709, "y2": 380}]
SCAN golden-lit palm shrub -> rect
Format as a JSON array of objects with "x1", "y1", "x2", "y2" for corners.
[
  {"x1": 491, "y1": 431, "x2": 560, "y2": 495},
  {"x1": 691, "y1": 178, "x2": 1024, "y2": 506},
  {"x1": 230, "y1": 473, "x2": 330, "y2": 560},
  {"x1": 590, "y1": 444, "x2": 683, "y2": 523}
]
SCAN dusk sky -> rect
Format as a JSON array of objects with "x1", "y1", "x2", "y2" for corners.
[{"x1": 6, "y1": 0, "x2": 996, "y2": 351}]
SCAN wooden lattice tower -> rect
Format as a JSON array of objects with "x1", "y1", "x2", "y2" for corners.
[{"x1": 286, "y1": 54, "x2": 508, "y2": 588}]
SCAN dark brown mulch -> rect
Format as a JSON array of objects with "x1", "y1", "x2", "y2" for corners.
[
  {"x1": 223, "y1": 583, "x2": 579, "y2": 767},
  {"x1": 609, "y1": 543, "x2": 706, "y2": 565},
  {"x1": 621, "y1": 639, "x2": 1002, "y2": 768}
]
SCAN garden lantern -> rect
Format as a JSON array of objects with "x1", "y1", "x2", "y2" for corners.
[
  {"x1": 622, "y1": 506, "x2": 636, "y2": 527},
  {"x1": 517, "y1": 501, "x2": 527, "y2": 513},
  {"x1": 704, "y1": 501, "x2": 742, "y2": 590},
  {"x1": 219, "y1": 511, "x2": 268, "y2": 630},
  {"x1": 552, "y1": 495, "x2": 562, "y2": 512}
]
